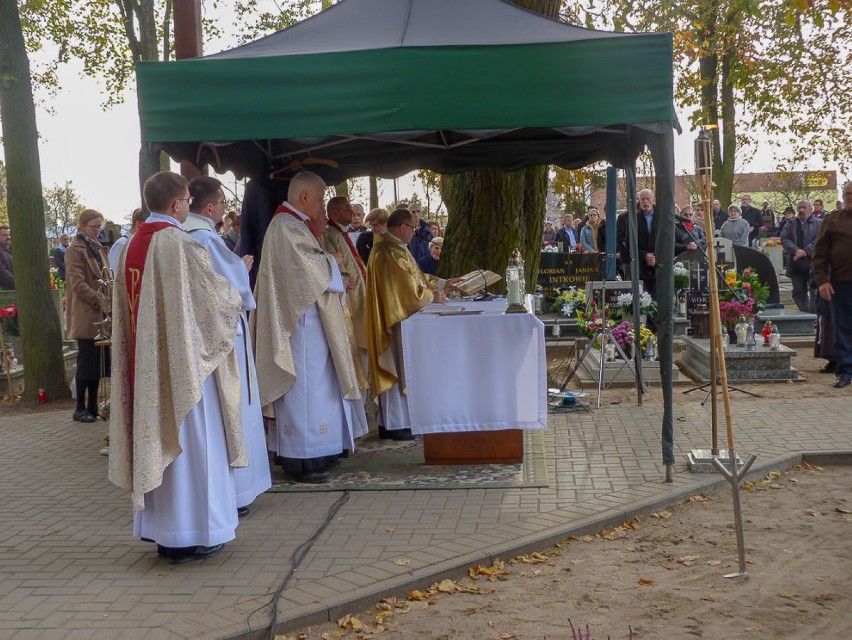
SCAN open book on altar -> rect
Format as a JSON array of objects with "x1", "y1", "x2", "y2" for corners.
[{"x1": 455, "y1": 270, "x2": 502, "y2": 296}]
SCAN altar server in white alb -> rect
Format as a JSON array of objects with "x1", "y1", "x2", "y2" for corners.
[
  {"x1": 185, "y1": 176, "x2": 272, "y2": 515},
  {"x1": 252, "y1": 171, "x2": 365, "y2": 484},
  {"x1": 109, "y1": 171, "x2": 247, "y2": 565}
]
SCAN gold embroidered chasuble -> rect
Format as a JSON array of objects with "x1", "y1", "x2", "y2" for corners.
[
  {"x1": 365, "y1": 232, "x2": 441, "y2": 396},
  {"x1": 252, "y1": 212, "x2": 361, "y2": 412},
  {"x1": 321, "y1": 222, "x2": 368, "y2": 350},
  {"x1": 108, "y1": 225, "x2": 247, "y2": 512}
]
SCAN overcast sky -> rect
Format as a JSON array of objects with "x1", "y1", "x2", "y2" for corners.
[{"x1": 3, "y1": 17, "x2": 843, "y2": 224}]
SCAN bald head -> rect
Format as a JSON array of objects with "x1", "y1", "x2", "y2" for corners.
[{"x1": 287, "y1": 171, "x2": 326, "y2": 220}]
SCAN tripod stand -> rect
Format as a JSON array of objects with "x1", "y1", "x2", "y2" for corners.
[
  {"x1": 564, "y1": 281, "x2": 648, "y2": 408},
  {"x1": 682, "y1": 378, "x2": 761, "y2": 405}
]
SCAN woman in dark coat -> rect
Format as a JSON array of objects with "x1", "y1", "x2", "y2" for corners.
[{"x1": 65, "y1": 209, "x2": 110, "y2": 422}]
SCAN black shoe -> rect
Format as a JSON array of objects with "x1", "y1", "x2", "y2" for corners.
[
  {"x1": 833, "y1": 375, "x2": 851, "y2": 389},
  {"x1": 237, "y1": 506, "x2": 250, "y2": 518},
  {"x1": 285, "y1": 469, "x2": 330, "y2": 484},
  {"x1": 157, "y1": 544, "x2": 224, "y2": 565},
  {"x1": 385, "y1": 428, "x2": 415, "y2": 441},
  {"x1": 819, "y1": 362, "x2": 837, "y2": 374},
  {"x1": 72, "y1": 410, "x2": 96, "y2": 423}
]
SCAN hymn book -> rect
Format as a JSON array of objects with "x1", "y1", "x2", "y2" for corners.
[{"x1": 455, "y1": 270, "x2": 502, "y2": 296}]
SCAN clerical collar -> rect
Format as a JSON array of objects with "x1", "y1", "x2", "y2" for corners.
[
  {"x1": 281, "y1": 202, "x2": 309, "y2": 222},
  {"x1": 186, "y1": 212, "x2": 216, "y2": 231},
  {"x1": 147, "y1": 212, "x2": 184, "y2": 230},
  {"x1": 384, "y1": 231, "x2": 407, "y2": 246}
]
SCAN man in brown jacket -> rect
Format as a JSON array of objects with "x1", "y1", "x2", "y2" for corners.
[{"x1": 813, "y1": 181, "x2": 852, "y2": 389}]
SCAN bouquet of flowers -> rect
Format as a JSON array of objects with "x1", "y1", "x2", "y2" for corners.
[
  {"x1": 576, "y1": 300, "x2": 615, "y2": 339},
  {"x1": 611, "y1": 320, "x2": 655, "y2": 354},
  {"x1": 673, "y1": 262, "x2": 689, "y2": 290},
  {"x1": 550, "y1": 286, "x2": 586, "y2": 316},
  {"x1": 49, "y1": 267, "x2": 64, "y2": 290},
  {"x1": 719, "y1": 299, "x2": 755, "y2": 330},
  {"x1": 0, "y1": 304, "x2": 18, "y2": 338},
  {"x1": 612, "y1": 291, "x2": 657, "y2": 318},
  {"x1": 719, "y1": 268, "x2": 769, "y2": 312}
]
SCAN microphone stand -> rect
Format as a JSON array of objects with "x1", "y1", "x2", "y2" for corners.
[{"x1": 471, "y1": 265, "x2": 494, "y2": 301}]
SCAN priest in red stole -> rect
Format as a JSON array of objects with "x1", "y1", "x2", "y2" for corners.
[
  {"x1": 109, "y1": 171, "x2": 247, "y2": 565},
  {"x1": 252, "y1": 171, "x2": 363, "y2": 484}
]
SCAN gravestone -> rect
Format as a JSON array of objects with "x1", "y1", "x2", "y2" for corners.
[{"x1": 679, "y1": 337, "x2": 798, "y2": 382}]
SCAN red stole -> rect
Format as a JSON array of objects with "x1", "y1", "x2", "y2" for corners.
[
  {"x1": 123, "y1": 221, "x2": 173, "y2": 390},
  {"x1": 328, "y1": 219, "x2": 366, "y2": 279},
  {"x1": 274, "y1": 204, "x2": 323, "y2": 248}
]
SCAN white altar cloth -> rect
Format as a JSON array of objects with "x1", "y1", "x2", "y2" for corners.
[{"x1": 400, "y1": 298, "x2": 547, "y2": 434}]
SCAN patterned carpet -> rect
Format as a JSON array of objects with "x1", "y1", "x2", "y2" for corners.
[{"x1": 267, "y1": 429, "x2": 547, "y2": 493}]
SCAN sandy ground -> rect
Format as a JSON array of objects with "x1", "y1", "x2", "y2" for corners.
[
  {"x1": 278, "y1": 344, "x2": 852, "y2": 640},
  {"x1": 281, "y1": 463, "x2": 852, "y2": 640}
]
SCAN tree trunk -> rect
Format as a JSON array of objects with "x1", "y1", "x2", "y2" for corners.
[
  {"x1": 439, "y1": 0, "x2": 558, "y2": 288},
  {"x1": 0, "y1": 0, "x2": 71, "y2": 402},
  {"x1": 334, "y1": 180, "x2": 349, "y2": 198},
  {"x1": 368, "y1": 176, "x2": 378, "y2": 210},
  {"x1": 716, "y1": 51, "x2": 736, "y2": 208}
]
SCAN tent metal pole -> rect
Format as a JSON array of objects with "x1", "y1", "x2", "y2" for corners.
[
  {"x1": 624, "y1": 167, "x2": 644, "y2": 405},
  {"x1": 604, "y1": 166, "x2": 618, "y2": 280},
  {"x1": 648, "y1": 132, "x2": 676, "y2": 480}
]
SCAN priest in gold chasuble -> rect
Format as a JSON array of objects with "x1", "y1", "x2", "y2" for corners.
[
  {"x1": 252, "y1": 172, "x2": 364, "y2": 484},
  {"x1": 109, "y1": 171, "x2": 246, "y2": 565},
  {"x1": 365, "y1": 208, "x2": 456, "y2": 440}
]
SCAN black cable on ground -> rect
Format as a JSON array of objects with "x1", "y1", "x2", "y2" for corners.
[{"x1": 245, "y1": 490, "x2": 352, "y2": 639}]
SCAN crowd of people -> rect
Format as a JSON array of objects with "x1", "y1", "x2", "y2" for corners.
[{"x1": 541, "y1": 185, "x2": 852, "y2": 389}]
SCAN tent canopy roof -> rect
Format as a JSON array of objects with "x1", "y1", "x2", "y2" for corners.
[{"x1": 136, "y1": 0, "x2": 676, "y2": 181}]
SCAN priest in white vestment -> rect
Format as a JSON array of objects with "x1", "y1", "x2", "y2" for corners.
[
  {"x1": 252, "y1": 171, "x2": 364, "y2": 484},
  {"x1": 109, "y1": 171, "x2": 247, "y2": 565},
  {"x1": 186, "y1": 176, "x2": 272, "y2": 514}
]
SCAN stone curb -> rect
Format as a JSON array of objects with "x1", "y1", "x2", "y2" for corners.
[{"x1": 223, "y1": 450, "x2": 851, "y2": 640}]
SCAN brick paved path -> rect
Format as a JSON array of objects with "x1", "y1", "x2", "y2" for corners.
[{"x1": 1, "y1": 394, "x2": 849, "y2": 640}]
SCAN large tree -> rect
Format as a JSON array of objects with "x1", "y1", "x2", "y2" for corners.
[
  {"x1": 439, "y1": 0, "x2": 560, "y2": 289},
  {"x1": 0, "y1": 0, "x2": 70, "y2": 402},
  {"x1": 43, "y1": 180, "x2": 85, "y2": 239},
  {"x1": 566, "y1": 0, "x2": 850, "y2": 208}
]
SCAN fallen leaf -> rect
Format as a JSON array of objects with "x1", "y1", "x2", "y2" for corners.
[
  {"x1": 706, "y1": 560, "x2": 722, "y2": 566},
  {"x1": 639, "y1": 578, "x2": 654, "y2": 586},
  {"x1": 321, "y1": 632, "x2": 344, "y2": 640},
  {"x1": 779, "y1": 592, "x2": 795, "y2": 599},
  {"x1": 386, "y1": 527, "x2": 396, "y2": 533},
  {"x1": 437, "y1": 579, "x2": 456, "y2": 593},
  {"x1": 336, "y1": 615, "x2": 366, "y2": 631},
  {"x1": 408, "y1": 600, "x2": 429, "y2": 610},
  {"x1": 581, "y1": 535, "x2": 595, "y2": 543},
  {"x1": 835, "y1": 507, "x2": 851, "y2": 514},
  {"x1": 374, "y1": 610, "x2": 394, "y2": 625},
  {"x1": 767, "y1": 470, "x2": 782, "y2": 480},
  {"x1": 500, "y1": 633, "x2": 516, "y2": 639},
  {"x1": 701, "y1": 595, "x2": 717, "y2": 601},
  {"x1": 601, "y1": 528, "x2": 627, "y2": 541},
  {"x1": 407, "y1": 590, "x2": 428, "y2": 601},
  {"x1": 650, "y1": 510, "x2": 672, "y2": 519},
  {"x1": 804, "y1": 509, "x2": 822, "y2": 517},
  {"x1": 687, "y1": 493, "x2": 710, "y2": 503},
  {"x1": 394, "y1": 558, "x2": 411, "y2": 566},
  {"x1": 488, "y1": 620, "x2": 497, "y2": 628},
  {"x1": 678, "y1": 555, "x2": 701, "y2": 566}
]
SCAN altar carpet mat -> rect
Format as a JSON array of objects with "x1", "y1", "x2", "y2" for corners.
[{"x1": 267, "y1": 429, "x2": 547, "y2": 493}]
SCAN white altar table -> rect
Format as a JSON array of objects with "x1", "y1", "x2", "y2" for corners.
[{"x1": 400, "y1": 297, "x2": 547, "y2": 436}]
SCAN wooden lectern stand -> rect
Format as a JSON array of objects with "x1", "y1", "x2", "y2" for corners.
[{"x1": 423, "y1": 429, "x2": 523, "y2": 465}]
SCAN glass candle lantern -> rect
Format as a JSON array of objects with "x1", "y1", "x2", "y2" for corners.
[
  {"x1": 735, "y1": 315, "x2": 751, "y2": 347},
  {"x1": 745, "y1": 326, "x2": 757, "y2": 351},
  {"x1": 505, "y1": 248, "x2": 527, "y2": 313},
  {"x1": 769, "y1": 325, "x2": 781, "y2": 351}
]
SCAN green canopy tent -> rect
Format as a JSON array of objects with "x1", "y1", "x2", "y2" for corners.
[{"x1": 135, "y1": 0, "x2": 679, "y2": 476}]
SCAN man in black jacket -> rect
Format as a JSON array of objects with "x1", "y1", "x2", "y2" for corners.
[
  {"x1": 739, "y1": 194, "x2": 763, "y2": 246},
  {"x1": 617, "y1": 188, "x2": 658, "y2": 300}
]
